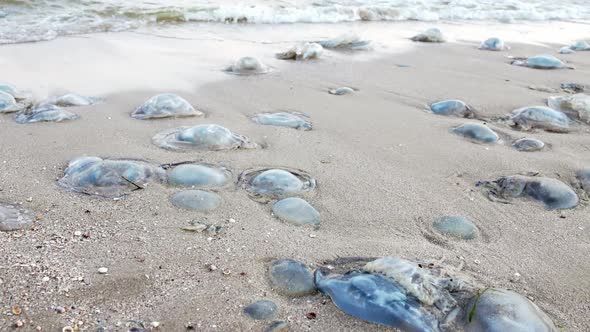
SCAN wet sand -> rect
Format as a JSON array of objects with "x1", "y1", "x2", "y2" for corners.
[{"x1": 1, "y1": 22, "x2": 589, "y2": 331}]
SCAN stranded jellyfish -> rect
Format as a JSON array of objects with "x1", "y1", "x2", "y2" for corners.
[
  {"x1": 239, "y1": 168, "x2": 316, "y2": 200},
  {"x1": 167, "y1": 163, "x2": 232, "y2": 188},
  {"x1": 511, "y1": 55, "x2": 571, "y2": 70},
  {"x1": 0, "y1": 91, "x2": 25, "y2": 113},
  {"x1": 329, "y1": 87, "x2": 355, "y2": 95},
  {"x1": 479, "y1": 37, "x2": 508, "y2": 51},
  {"x1": 569, "y1": 41, "x2": 590, "y2": 51},
  {"x1": 411, "y1": 28, "x2": 445, "y2": 43},
  {"x1": 251, "y1": 112, "x2": 312, "y2": 130},
  {"x1": 0, "y1": 204, "x2": 33, "y2": 232},
  {"x1": 152, "y1": 124, "x2": 257, "y2": 151},
  {"x1": 131, "y1": 93, "x2": 203, "y2": 120},
  {"x1": 272, "y1": 197, "x2": 320, "y2": 227},
  {"x1": 451, "y1": 123, "x2": 499, "y2": 144},
  {"x1": 15, "y1": 104, "x2": 78, "y2": 124},
  {"x1": 316, "y1": 34, "x2": 372, "y2": 50},
  {"x1": 269, "y1": 259, "x2": 316, "y2": 297},
  {"x1": 170, "y1": 190, "x2": 221, "y2": 212},
  {"x1": 42, "y1": 93, "x2": 103, "y2": 107},
  {"x1": 225, "y1": 57, "x2": 270, "y2": 75},
  {"x1": 548, "y1": 93, "x2": 590, "y2": 124},
  {"x1": 512, "y1": 138, "x2": 545, "y2": 152},
  {"x1": 314, "y1": 256, "x2": 556, "y2": 332},
  {"x1": 57, "y1": 156, "x2": 166, "y2": 197},
  {"x1": 243, "y1": 300, "x2": 278, "y2": 321},
  {"x1": 507, "y1": 106, "x2": 570, "y2": 132},
  {"x1": 429, "y1": 100, "x2": 475, "y2": 118},
  {"x1": 476, "y1": 175, "x2": 578, "y2": 210},
  {"x1": 276, "y1": 43, "x2": 323, "y2": 60},
  {"x1": 432, "y1": 216, "x2": 478, "y2": 240}
]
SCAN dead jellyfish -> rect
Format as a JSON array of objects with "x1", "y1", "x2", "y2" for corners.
[
  {"x1": 131, "y1": 93, "x2": 203, "y2": 120},
  {"x1": 569, "y1": 41, "x2": 590, "y2": 51},
  {"x1": 167, "y1": 163, "x2": 232, "y2": 188},
  {"x1": 15, "y1": 104, "x2": 79, "y2": 124},
  {"x1": 548, "y1": 94, "x2": 590, "y2": 124},
  {"x1": 276, "y1": 43, "x2": 323, "y2": 60},
  {"x1": 0, "y1": 83, "x2": 30, "y2": 100},
  {"x1": 269, "y1": 259, "x2": 315, "y2": 297},
  {"x1": 560, "y1": 83, "x2": 585, "y2": 94},
  {"x1": 57, "y1": 156, "x2": 166, "y2": 197},
  {"x1": 0, "y1": 204, "x2": 33, "y2": 232},
  {"x1": 329, "y1": 87, "x2": 355, "y2": 95},
  {"x1": 575, "y1": 169, "x2": 590, "y2": 195},
  {"x1": 510, "y1": 55, "x2": 570, "y2": 70},
  {"x1": 432, "y1": 216, "x2": 477, "y2": 240},
  {"x1": 272, "y1": 197, "x2": 320, "y2": 227},
  {"x1": 559, "y1": 46, "x2": 575, "y2": 54},
  {"x1": 0, "y1": 91, "x2": 25, "y2": 113},
  {"x1": 239, "y1": 168, "x2": 316, "y2": 200},
  {"x1": 512, "y1": 138, "x2": 545, "y2": 152},
  {"x1": 411, "y1": 28, "x2": 445, "y2": 43},
  {"x1": 429, "y1": 100, "x2": 475, "y2": 118},
  {"x1": 476, "y1": 175, "x2": 578, "y2": 210},
  {"x1": 479, "y1": 37, "x2": 508, "y2": 51},
  {"x1": 152, "y1": 124, "x2": 257, "y2": 151},
  {"x1": 225, "y1": 57, "x2": 270, "y2": 75},
  {"x1": 251, "y1": 112, "x2": 312, "y2": 130},
  {"x1": 451, "y1": 123, "x2": 499, "y2": 144},
  {"x1": 243, "y1": 300, "x2": 278, "y2": 320},
  {"x1": 316, "y1": 34, "x2": 372, "y2": 50},
  {"x1": 508, "y1": 106, "x2": 570, "y2": 132},
  {"x1": 315, "y1": 256, "x2": 476, "y2": 332},
  {"x1": 170, "y1": 190, "x2": 221, "y2": 212},
  {"x1": 460, "y1": 289, "x2": 557, "y2": 332},
  {"x1": 42, "y1": 93, "x2": 103, "y2": 107}
]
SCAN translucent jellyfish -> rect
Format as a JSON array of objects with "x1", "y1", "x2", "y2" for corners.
[
  {"x1": 243, "y1": 300, "x2": 278, "y2": 320},
  {"x1": 569, "y1": 40, "x2": 590, "y2": 51},
  {"x1": 479, "y1": 37, "x2": 508, "y2": 51},
  {"x1": 57, "y1": 156, "x2": 166, "y2": 197},
  {"x1": 0, "y1": 204, "x2": 33, "y2": 232},
  {"x1": 507, "y1": 106, "x2": 570, "y2": 132},
  {"x1": 225, "y1": 57, "x2": 270, "y2": 75},
  {"x1": 152, "y1": 124, "x2": 257, "y2": 151},
  {"x1": 315, "y1": 256, "x2": 477, "y2": 332},
  {"x1": 548, "y1": 93, "x2": 590, "y2": 124},
  {"x1": 459, "y1": 289, "x2": 557, "y2": 332},
  {"x1": 167, "y1": 163, "x2": 232, "y2": 188},
  {"x1": 269, "y1": 259, "x2": 315, "y2": 297},
  {"x1": 265, "y1": 321, "x2": 288, "y2": 332},
  {"x1": 0, "y1": 83, "x2": 30, "y2": 100},
  {"x1": 131, "y1": 93, "x2": 203, "y2": 120},
  {"x1": 451, "y1": 123, "x2": 499, "y2": 144},
  {"x1": 329, "y1": 87, "x2": 355, "y2": 95},
  {"x1": 559, "y1": 47, "x2": 575, "y2": 54},
  {"x1": 42, "y1": 93, "x2": 103, "y2": 107},
  {"x1": 476, "y1": 175, "x2": 578, "y2": 210},
  {"x1": 411, "y1": 28, "x2": 445, "y2": 43},
  {"x1": 272, "y1": 197, "x2": 320, "y2": 227},
  {"x1": 276, "y1": 43, "x2": 323, "y2": 60},
  {"x1": 15, "y1": 104, "x2": 79, "y2": 124},
  {"x1": 239, "y1": 168, "x2": 316, "y2": 200},
  {"x1": 251, "y1": 112, "x2": 312, "y2": 130},
  {"x1": 170, "y1": 190, "x2": 221, "y2": 212},
  {"x1": 432, "y1": 216, "x2": 478, "y2": 240},
  {"x1": 316, "y1": 34, "x2": 372, "y2": 50},
  {"x1": 0, "y1": 91, "x2": 25, "y2": 113},
  {"x1": 512, "y1": 138, "x2": 545, "y2": 152},
  {"x1": 429, "y1": 100, "x2": 475, "y2": 118},
  {"x1": 510, "y1": 55, "x2": 570, "y2": 70}
]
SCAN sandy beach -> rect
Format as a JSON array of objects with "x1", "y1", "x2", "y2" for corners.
[{"x1": 1, "y1": 20, "x2": 589, "y2": 331}]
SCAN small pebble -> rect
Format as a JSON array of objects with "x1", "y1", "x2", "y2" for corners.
[
  {"x1": 98, "y1": 267, "x2": 108, "y2": 274},
  {"x1": 26, "y1": 197, "x2": 33, "y2": 202},
  {"x1": 42, "y1": 276, "x2": 50, "y2": 282},
  {"x1": 73, "y1": 231, "x2": 82, "y2": 237},
  {"x1": 150, "y1": 322, "x2": 160, "y2": 328},
  {"x1": 15, "y1": 320, "x2": 24, "y2": 328},
  {"x1": 55, "y1": 306, "x2": 66, "y2": 314},
  {"x1": 510, "y1": 272, "x2": 522, "y2": 283},
  {"x1": 209, "y1": 264, "x2": 217, "y2": 271}
]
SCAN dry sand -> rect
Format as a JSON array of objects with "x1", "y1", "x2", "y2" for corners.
[{"x1": 1, "y1": 22, "x2": 589, "y2": 331}]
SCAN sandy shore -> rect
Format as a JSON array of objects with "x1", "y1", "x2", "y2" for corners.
[{"x1": 1, "y1": 22, "x2": 589, "y2": 331}]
